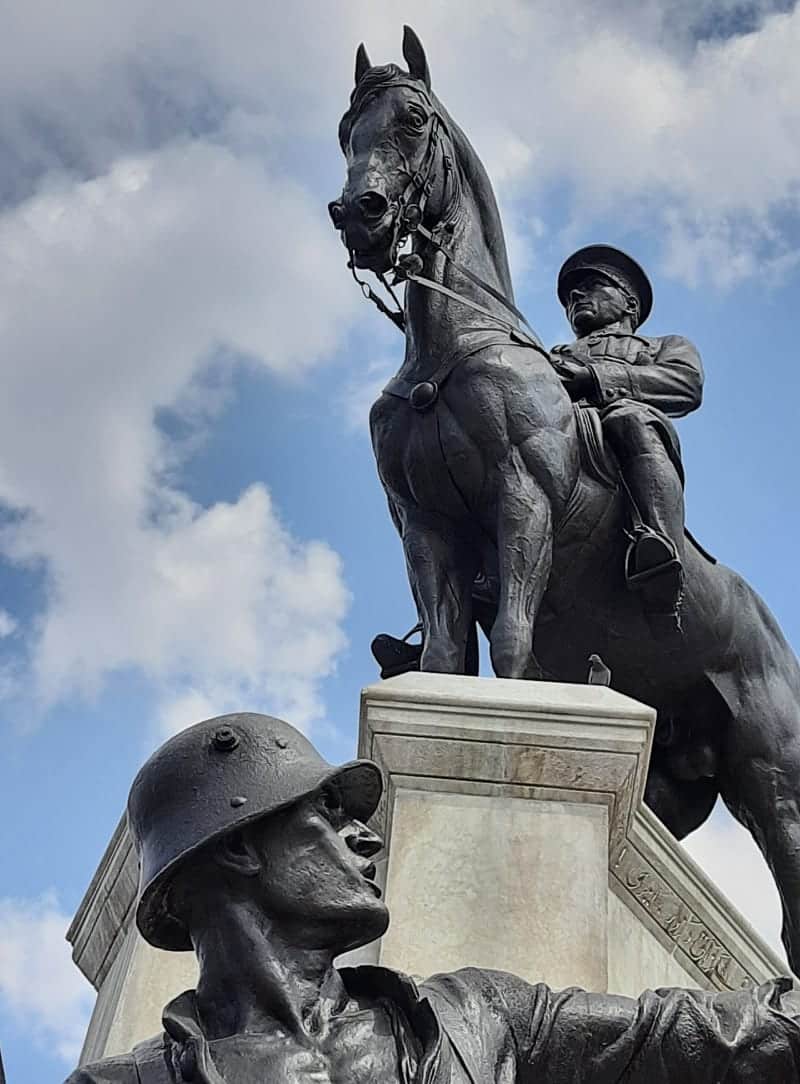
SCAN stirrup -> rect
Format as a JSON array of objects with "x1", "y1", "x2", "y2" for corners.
[
  {"x1": 371, "y1": 624, "x2": 423, "y2": 679},
  {"x1": 625, "y1": 531, "x2": 681, "y2": 589}
]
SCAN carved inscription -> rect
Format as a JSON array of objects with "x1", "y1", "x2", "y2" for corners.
[{"x1": 612, "y1": 844, "x2": 754, "y2": 991}]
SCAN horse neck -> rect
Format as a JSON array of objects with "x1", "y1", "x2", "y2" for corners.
[{"x1": 401, "y1": 132, "x2": 516, "y2": 376}]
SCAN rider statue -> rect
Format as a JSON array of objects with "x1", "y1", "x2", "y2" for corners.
[
  {"x1": 372, "y1": 244, "x2": 702, "y2": 675},
  {"x1": 551, "y1": 245, "x2": 703, "y2": 633}
]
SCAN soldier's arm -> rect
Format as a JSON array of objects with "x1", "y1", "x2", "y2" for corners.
[
  {"x1": 586, "y1": 334, "x2": 704, "y2": 417},
  {"x1": 63, "y1": 1054, "x2": 140, "y2": 1084},
  {"x1": 483, "y1": 969, "x2": 800, "y2": 1082}
]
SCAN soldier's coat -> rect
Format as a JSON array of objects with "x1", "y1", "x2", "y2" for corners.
[{"x1": 67, "y1": 965, "x2": 800, "y2": 1083}]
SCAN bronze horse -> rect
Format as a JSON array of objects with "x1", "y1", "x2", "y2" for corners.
[{"x1": 331, "y1": 28, "x2": 800, "y2": 971}]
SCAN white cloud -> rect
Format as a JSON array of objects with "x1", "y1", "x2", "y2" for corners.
[
  {"x1": 0, "y1": 611, "x2": 17, "y2": 638},
  {"x1": 0, "y1": 893, "x2": 94, "y2": 1064},
  {"x1": 683, "y1": 807, "x2": 785, "y2": 961},
  {"x1": 3, "y1": 1, "x2": 799, "y2": 290},
  {"x1": 0, "y1": 140, "x2": 355, "y2": 727},
  {"x1": 338, "y1": 358, "x2": 396, "y2": 436}
]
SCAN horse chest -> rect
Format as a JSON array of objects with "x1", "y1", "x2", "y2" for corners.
[{"x1": 374, "y1": 396, "x2": 488, "y2": 515}]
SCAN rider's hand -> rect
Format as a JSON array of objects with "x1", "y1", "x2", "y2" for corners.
[{"x1": 553, "y1": 359, "x2": 594, "y2": 401}]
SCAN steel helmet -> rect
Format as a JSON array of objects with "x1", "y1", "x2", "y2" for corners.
[{"x1": 127, "y1": 712, "x2": 383, "y2": 951}]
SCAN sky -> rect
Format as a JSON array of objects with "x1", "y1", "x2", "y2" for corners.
[{"x1": 0, "y1": 0, "x2": 799, "y2": 1080}]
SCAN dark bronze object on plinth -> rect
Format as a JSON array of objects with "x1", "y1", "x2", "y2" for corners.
[
  {"x1": 330, "y1": 27, "x2": 800, "y2": 973},
  {"x1": 67, "y1": 713, "x2": 800, "y2": 1083}
]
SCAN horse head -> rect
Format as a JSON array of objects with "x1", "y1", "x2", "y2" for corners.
[{"x1": 329, "y1": 27, "x2": 459, "y2": 275}]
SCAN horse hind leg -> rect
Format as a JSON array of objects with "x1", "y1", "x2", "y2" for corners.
[{"x1": 719, "y1": 672, "x2": 800, "y2": 974}]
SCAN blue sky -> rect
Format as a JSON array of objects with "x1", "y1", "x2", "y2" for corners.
[{"x1": 1, "y1": 1, "x2": 800, "y2": 1080}]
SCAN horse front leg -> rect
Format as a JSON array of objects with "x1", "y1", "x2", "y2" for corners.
[
  {"x1": 491, "y1": 452, "x2": 553, "y2": 679},
  {"x1": 399, "y1": 507, "x2": 478, "y2": 674}
]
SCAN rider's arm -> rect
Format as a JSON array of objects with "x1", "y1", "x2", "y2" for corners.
[{"x1": 586, "y1": 335, "x2": 704, "y2": 417}]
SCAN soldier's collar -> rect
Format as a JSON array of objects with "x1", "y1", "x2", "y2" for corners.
[
  {"x1": 339, "y1": 963, "x2": 422, "y2": 1004},
  {"x1": 161, "y1": 965, "x2": 433, "y2": 1037}
]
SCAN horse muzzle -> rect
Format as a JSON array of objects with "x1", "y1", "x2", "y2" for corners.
[{"x1": 328, "y1": 194, "x2": 399, "y2": 273}]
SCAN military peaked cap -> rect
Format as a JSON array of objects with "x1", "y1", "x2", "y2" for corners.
[{"x1": 557, "y1": 244, "x2": 653, "y2": 326}]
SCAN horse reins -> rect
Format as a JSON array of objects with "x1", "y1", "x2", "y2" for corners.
[{"x1": 341, "y1": 92, "x2": 547, "y2": 357}]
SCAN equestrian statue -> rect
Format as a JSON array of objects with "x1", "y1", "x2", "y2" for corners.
[{"x1": 329, "y1": 27, "x2": 800, "y2": 973}]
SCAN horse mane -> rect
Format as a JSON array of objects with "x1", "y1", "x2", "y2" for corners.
[
  {"x1": 432, "y1": 96, "x2": 514, "y2": 300},
  {"x1": 338, "y1": 65, "x2": 514, "y2": 300}
]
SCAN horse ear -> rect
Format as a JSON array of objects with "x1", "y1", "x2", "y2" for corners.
[
  {"x1": 402, "y1": 25, "x2": 431, "y2": 89},
  {"x1": 355, "y1": 42, "x2": 372, "y2": 85}
]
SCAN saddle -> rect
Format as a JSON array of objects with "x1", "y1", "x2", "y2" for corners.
[{"x1": 574, "y1": 403, "x2": 618, "y2": 488}]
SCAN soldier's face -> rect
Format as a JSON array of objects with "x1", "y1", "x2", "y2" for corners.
[
  {"x1": 567, "y1": 273, "x2": 635, "y2": 335},
  {"x1": 246, "y1": 785, "x2": 389, "y2": 953}
]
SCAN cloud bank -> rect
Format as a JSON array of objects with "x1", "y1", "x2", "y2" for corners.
[{"x1": 0, "y1": 139, "x2": 355, "y2": 732}]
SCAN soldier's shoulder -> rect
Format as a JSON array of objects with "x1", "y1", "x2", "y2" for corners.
[
  {"x1": 645, "y1": 332, "x2": 700, "y2": 352},
  {"x1": 424, "y1": 965, "x2": 548, "y2": 1008},
  {"x1": 63, "y1": 1053, "x2": 139, "y2": 1084},
  {"x1": 64, "y1": 1035, "x2": 169, "y2": 1084}
]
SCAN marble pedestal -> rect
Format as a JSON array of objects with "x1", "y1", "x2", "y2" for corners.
[
  {"x1": 349, "y1": 674, "x2": 784, "y2": 993},
  {"x1": 69, "y1": 675, "x2": 786, "y2": 1066}
]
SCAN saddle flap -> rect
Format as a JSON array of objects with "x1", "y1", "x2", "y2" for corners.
[{"x1": 574, "y1": 405, "x2": 618, "y2": 488}]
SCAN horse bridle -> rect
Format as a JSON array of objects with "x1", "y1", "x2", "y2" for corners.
[{"x1": 342, "y1": 87, "x2": 547, "y2": 356}]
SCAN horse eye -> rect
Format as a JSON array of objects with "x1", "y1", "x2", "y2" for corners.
[{"x1": 405, "y1": 108, "x2": 427, "y2": 130}]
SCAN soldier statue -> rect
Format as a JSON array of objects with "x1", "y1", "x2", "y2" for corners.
[
  {"x1": 67, "y1": 712, "x2": 800, "y2": 1084},
  {"x1": 550, "y1": 244, "x2": 703, "y2": 633}
]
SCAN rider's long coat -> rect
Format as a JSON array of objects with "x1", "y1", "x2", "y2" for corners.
[
  {"x1": 551, "y1": 328, "x2": 703, "y2": 481},
  {"x1": 66, "y1": 965, "x2": 800, "y2": 1083},
  {"x1": 551, "y1": 327, "x2": 704, "y2": 417}
]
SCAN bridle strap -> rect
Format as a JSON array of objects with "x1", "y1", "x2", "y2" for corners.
[
  {"x1": 413, "y1": 223, "x2": 545, "y2": 349},
  {"x1": 402, "y1": 268, "x2": 548, "y2": 356},
  {"x1": 343, "y1": 88, "x2": 547, "y2": 356}
]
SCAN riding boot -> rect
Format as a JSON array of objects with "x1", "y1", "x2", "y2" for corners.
[
  {"x1": 371, "y1": 626, "x2": 423, "y2": 678},
  {"x1": 620, "y1": 451, "x2": 685, "y2": 634}
]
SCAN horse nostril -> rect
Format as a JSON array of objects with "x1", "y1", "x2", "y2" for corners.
[
  {"x1": 328, "y1": 200, "x2": 346, "y2": 229},
  {"x1": 357, "y1": 192, "x2": 388, "y2": 220}
]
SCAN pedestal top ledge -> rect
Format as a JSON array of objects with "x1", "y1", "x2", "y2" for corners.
[
  {"x1": 363, "y1": 671, "x2": 655, "y2": 719},
  {"x1": 361, "y1": 672, "x2": 655, "y2": 748},
  {"x1": 360, "y1": 672, "x2": 655, "y2": 844}
]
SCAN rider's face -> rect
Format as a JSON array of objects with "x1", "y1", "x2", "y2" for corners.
[{"x1": 567, "y1": 273, "x2": 637, "y2": 335}]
